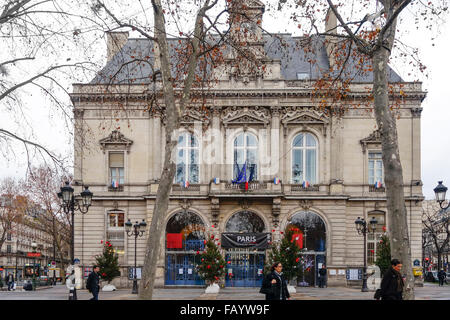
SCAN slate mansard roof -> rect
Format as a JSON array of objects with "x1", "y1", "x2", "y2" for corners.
[{"x1": 91, "y1": 33, "x2": 403, "y2": 85}]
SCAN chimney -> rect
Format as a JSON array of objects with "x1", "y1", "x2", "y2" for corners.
[
  {"x1": 324, "y1": 8, "x2": 338, "y2": 68},
  {"x1": 106, "y1": 31, "x2": 129, "y2": 61}
]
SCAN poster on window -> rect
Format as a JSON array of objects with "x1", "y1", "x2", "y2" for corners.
[{"x1": 127, "y1": 267, "x2": 142, "y2": 280}]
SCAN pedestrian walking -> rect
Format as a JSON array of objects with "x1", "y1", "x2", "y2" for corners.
[
  {"x1": 438, "y1": 269, "x2": 446, "y2": 286},
  {"x1": 259, "y1": 262, "x2": 290, "y2": 300},
  {"x1": 86, "y1": 265, "x2": 101, "y2": 300},
  {"x1": 6, "y1": 273, "x2": 14, "y2": 291},
  {"x1": 318, "y1": 264, "x2": 327, "y2": 288},
  {"x1": 379, "y1": 259, "x2": 404, "y2": 300}
]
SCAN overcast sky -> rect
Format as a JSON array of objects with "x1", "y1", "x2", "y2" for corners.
[{"x1": 0, "y1": 2, "x2": 448, "y2": 200}]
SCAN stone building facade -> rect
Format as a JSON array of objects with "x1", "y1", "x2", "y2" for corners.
[{"x1": 71, "y1": 2, "x2": 424, "y2": 288}]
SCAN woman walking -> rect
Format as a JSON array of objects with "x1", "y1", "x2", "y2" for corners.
[{"x1": 260, "y1": 262, "x2": 290, "y2": 300}]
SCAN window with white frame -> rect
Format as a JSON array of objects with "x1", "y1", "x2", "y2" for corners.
[
  {"x1": 292, "y1": 132, "x2": 317, "y2": 184},
  {"x1": 108, "y1": 212, "x2": 125, "y2": 228},
  {"x1": 233, "y1": 132, "x2": 258, "y2": 181},
  {"x1": 368, "y1": 152, "x2": 383, "y2": 185},
  {"x1": 109, "y1": 152, "x2": 124, "y2": 187},
  {"x1": 176, "y1": 132, "x2": 199, "y2": 184},
  {"x1": 107, "y1": 211, "x2": 125, "y2": 251}
]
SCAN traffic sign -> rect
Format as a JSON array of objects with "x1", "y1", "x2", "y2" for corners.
[
  {"x1": 27, "y1": 252, "x2": 41, "y2": 257},
  {"x1": 51, "y1": 261, "x2": 56, "y2": 266}
]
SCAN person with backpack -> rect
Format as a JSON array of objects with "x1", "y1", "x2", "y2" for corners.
[{"x1": 86, "y1": 265, "x2": 100, "y2": 300}]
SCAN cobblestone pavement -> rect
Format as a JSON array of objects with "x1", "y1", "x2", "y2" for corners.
[{"x1": 0, "y1": 282, "x2": 448, "y2": 300}]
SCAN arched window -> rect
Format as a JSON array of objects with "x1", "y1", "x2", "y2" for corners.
[
  {"x1": 176, "y1": 132, "x2": 199, "y2": 183},
  {"x1": 166, "y1": 211, "x2": 205, "y2": 251},
  {"x1": 233, "y1": 132, "x2": 258, "y2": 181},
  {"x1": 292, "y1": 132, "x2": 317, "y2": 184},
  {"x1": 226, "y1": 211, "x2": 265, "y2": 233},
  {"x1": 287, "y1": 211, "x2": 326, "y2": 252}
]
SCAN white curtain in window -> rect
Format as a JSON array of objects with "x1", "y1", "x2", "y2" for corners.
[
  {"x1": 176, "y1": 132, "x2": 199, "y2": 183},
  {"x1": 292, "y1": 133, "x2": 317, "y2": 184}
]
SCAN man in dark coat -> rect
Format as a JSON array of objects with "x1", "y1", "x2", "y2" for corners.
[
  {"x1": 260, "y1": 262, "x2": 290, "y2": 300},
  {"x1": 318, "y1": 265, "x2": 327, "y2": 288},
  {"x1": 86, "y1": 265, "x2": 100, "y2": 300},
  {"x1": 379, "y1": 259, "x2": 404, "y2": 300},
  {"x1": 438, "y1": 269, "x2": 447, "y2": 286}
]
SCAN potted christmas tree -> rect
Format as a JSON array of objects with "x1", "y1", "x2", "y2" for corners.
[
  {"x1": 196, "y1": 235, "x2": 226, "y2": 294},
  {"x1": 266, "y1": 228, "x2": 303, "y2": 293},
  {"x1": 375, "y1": 232, "x2": 391, "y2": 277},
  {"x1": 95, "y1": 240, "x2": 121, "y2": 291}
]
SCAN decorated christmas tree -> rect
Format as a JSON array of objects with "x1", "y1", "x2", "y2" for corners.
[
  {"x1": 375, "y1": 232, "x2": 391, "y2": 277},
  {"x1": 95, "y1": 240, "x2": 121, "y2": 283},
  {"x1": 196, "y1": 235, "x2": 226, "y2": 284},
  {"x1": 266, "y1": 227, "x2": 303, "y2": 282}
]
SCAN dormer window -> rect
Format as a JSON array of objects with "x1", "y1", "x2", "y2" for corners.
[{"x1": 297, "y1": 72, "x2": 310, "y2": 80}]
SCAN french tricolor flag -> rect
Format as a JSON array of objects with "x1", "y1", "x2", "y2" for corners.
[
  {"x1": 302, "y1": 180, "x2": 310, "y2": 188},
  {"x1": 374, "y1": 181, "x2": 382, "y2": 189},
  {"x1": 213, "y1": 178, "x2": 220, "y2": 184},
  {"x1": 273, "y1": 177, "x2": 280, "y2": 185},
  {"x1": 183, "y1": 181, "x2": 190, "y2": 188},
  {"x1": 111, "y1": 180, "x2": 119, "y2": 188}
]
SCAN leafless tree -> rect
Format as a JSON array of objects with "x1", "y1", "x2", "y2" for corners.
[
  {"x1": 422, "y1": 200, "x2": 450, "y2": 271},
  {"x1": 271, "y1": 0, "x2": 448, "y2": 299}
]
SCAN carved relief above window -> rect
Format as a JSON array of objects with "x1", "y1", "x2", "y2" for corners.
[
  {"x1": 221, "y1": 106, "x2": 270, "y2": 128},
  {"x1": 360, "y1": 129, "x2": 381, "y2": 153},
  {"x1": 281, "y1": 107, "x2": 329, "y2": 136},
  {"x1": 99, "y1": 130, "x2": 133, "y2": 153}
]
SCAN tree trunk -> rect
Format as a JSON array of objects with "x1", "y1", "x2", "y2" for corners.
[{"x1": 372, "y1": 48, "x2": 414, "y2": 300}]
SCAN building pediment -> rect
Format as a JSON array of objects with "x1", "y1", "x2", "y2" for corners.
[
  {"x1": 222, "y1": 106, "x2": 270, "y2": 127},
  {"x1": 360, "y1": 129, "x2": 382, "y2": 153},
  {"x1": 281, "y1": 111, "x2": 328, "y2": 126},
  {"x1": 99, "y1": 130, "x2": 133, "y2": 153}
]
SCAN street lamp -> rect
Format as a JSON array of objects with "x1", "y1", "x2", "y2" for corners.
[
  {"x1": 31, "y1": 242, "x2": 37, "y2": 291},
  {"x1": 125, "y1": 219, "x2": 147, "y2": 294},
  {"x1": 434, "y1": 181, "x2": 449, "y2": 209},
  {"x1": 354, "y1": 216, "x2": 378, "y2": 292},
  {"x1": 57, "y1": 181, "x2": 93, "y2": 300}
]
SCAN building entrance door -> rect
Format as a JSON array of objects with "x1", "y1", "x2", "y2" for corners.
[
  {"x1": 297, "y1": 252, "x2": 326, "y2": 287},
  {"x1": 225, "y1": 249, "x2": 265, "y2": 287}
]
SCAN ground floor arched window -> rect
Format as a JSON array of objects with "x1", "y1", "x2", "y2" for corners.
[
  {"x1": 165, "y1": 211, "x2": 206, "y2": 285},
  {"x1": 223, "y1": 211, "x2": 267, "y2": 287},
  {"x1": 287, "y1": 211, "x2": 327, "y2": 287}
]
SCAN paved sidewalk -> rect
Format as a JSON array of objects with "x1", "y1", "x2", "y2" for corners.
[
  {"x1": 0, "y1": 282, "x2": 448, "y2": 300},
  {"x1": 81, "y1": 283, "x2": 450, "y2": 300}
]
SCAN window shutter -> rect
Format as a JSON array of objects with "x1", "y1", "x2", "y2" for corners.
[{"x1": 109, "y1": 152, "x2": 124, "y2": 167}]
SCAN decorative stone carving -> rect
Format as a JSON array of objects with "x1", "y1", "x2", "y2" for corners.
[
  {"x1": 272, "y1": 197, "x2": 281, "y2": 227},
  {"x1": 222, "y1": 106, "x2": 270, "y2": 127},
  {"x1": 211, "y1": 197, "x2": 220, "y2": 224},
  {"x1": 411, "y1": 107, "x2": 423, "y2": 118},
  {"x1": 299, "y1": 199, "x2": 313, "y2": 211},
  {"x1": 360, "y1": 129, "x2": 382, "y2": 153},
  {"x1": 238, "y1": 198, "x2": 252, "y2": 210},
  {"x1": 281, "y1": 107, "x2": 329, "y2": 136},
  {"x1": 179, "y1": 199, "x2": 192, "y2": 211},
  {"x1": 99, "y1": 130, "x2": 133, "y2": 153}
]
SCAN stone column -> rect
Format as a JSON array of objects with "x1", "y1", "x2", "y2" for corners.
[
  {"x1": 271, "y1": 107, "x2": 281, "y2": 179},
  {"x1": 212, "y1": 106, "x2": 222, "y2": 179}
]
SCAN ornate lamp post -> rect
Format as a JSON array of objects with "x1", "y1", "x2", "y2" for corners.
[
  {"x1": 125, "y1": 219, "x2": 147, "y2": 294},
  {"x1": 57, "y1": 181, "x2": 93, "y2": 300},
  {"x1": 354, "y1": 216, "x2": 378, "y2": 292},
  {"x1": 434, "y1": 181, "x2": 450, "y2": 209}
]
